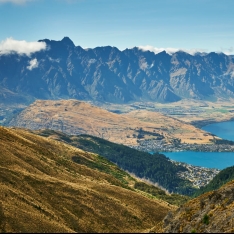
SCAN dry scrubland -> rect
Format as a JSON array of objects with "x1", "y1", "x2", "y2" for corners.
[
  {"x1": 0, "y1": 126, "x2": 173, "y2": 233},
  {"x1": 9, "y1": 99, "x2": 216, "y2": 146},
  {"x1": 162, "y1": 180, "x2": 234, "y2": 233},
  {"x1": 123, "y1": 110, "x2": 214, "y2": 144}
]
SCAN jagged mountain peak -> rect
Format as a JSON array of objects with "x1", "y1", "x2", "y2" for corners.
[
  {"x1": 61, "y1": 36, "x2": 75, "y2": 47},
  {"x1": 173, "y1": 50, "x2": 194, "y2": 58},
  {"x1": 38, "y1": 37, "x2": 75, "y2": 48}
]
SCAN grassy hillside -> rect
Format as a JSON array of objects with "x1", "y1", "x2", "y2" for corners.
[
  {"x1": 7, "y1": 99, "x2": 215, "y2": 146},
  {"x1": 163, "y1": 179, "x2": 234, "y2": 233},
  {"x1": 133, "y1": 182, "x2": 190, "y2": 206},
  {"x1": 0, "y1": 126, "x2": 177, "y2": 233},
  {"x1": 35, "y1": 129, "x2": 197, "y2": 196},
  {"x1": 193, "y1": 165, "x2": 234, "y2": 197}
]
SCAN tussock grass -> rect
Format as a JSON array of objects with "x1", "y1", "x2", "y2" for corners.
[{"x1": 0, "y1": 126, "x2": 172, "y2": 232}]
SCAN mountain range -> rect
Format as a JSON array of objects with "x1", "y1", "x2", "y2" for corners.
[{"x1": 1, "y1": 37, "x2": 234, "y2": 105}]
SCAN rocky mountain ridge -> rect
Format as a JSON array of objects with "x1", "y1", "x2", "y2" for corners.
[{"x1": 1, "y1": 37, "x2": 234, "y2": 104}]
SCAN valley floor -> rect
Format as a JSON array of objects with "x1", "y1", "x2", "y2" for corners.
[{"x1": 100, "y1": 99, "x2": 234, "y2": 127}]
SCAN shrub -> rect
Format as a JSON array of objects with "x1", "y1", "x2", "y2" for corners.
[{"x1": 202, "y1": 214, "x2": 209, "y2": 225}]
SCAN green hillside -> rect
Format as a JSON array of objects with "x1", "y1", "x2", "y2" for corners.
[{"x1": 36, "y1": 129, "x2": 197, "y2": 195}]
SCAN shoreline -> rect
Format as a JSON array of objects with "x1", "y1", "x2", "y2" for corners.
[{"x1": 191, "y1": 117, "x2": 234, "y2": 128}]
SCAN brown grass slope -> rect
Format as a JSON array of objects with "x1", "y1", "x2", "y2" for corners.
[
  {"x1": 162, "y1": 180, "x2": 234, "y2": 233},
  {"x1": 33, "y1": 128, "x2": 191, "y2": 205},
  {"x1": 0, "y1": 126, "x2": 173, "y2": 233},
  {"x1": 8, "y1": 99, "x2": 214, "y2": 146},
  {"x1": 123, "y1": 110, "x2": 215, "y2": 144}
]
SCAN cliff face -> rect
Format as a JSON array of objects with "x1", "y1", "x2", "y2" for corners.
[
  {"x1": 163, "y1": 180, "x2": 234, "y2": 233},
  {"x1": 1, "y1": 37, "x2": 234, "y2": 104}
]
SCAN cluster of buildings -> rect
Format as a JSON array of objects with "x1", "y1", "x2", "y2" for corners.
[
  {"x1": 131, "y1": 139, "x2": 225, "y2": 189},
  {"x1": 132, "y1": 139, "x2": 234, "y2": 153},
  {"x1": 172, "y1": 161, "x2": 220, "y2": 188}
]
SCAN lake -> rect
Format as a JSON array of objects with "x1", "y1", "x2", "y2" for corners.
[
  {"x1": 163, "y1": 151, "x2": 234, "y2": 169},
  {"x1": 162, "y1": 121, "x2": 234, "y2": 169},
  {"x1": 202, "y1": 121, "x2": 234, "y2": 141}
]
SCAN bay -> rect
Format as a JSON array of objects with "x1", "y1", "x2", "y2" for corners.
[
  {"x1": 201, "y1": 121, "x2": 234, "y2": 141},
  {"x1": 162, "y1": 121, "x2": 234, "y2": 169}
]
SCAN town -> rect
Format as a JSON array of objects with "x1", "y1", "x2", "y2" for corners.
[
  {"x1": 171, "y1": 160, "x2": 220, "y2": 188},
  {"x1": 132, "y1": 138, "x2": 234, "y2": 153}
]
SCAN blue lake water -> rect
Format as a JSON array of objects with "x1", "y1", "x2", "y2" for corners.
[
  {"x1": 163, "y1": 151, "x2": 234, "y2": 169},
  {"x1": 202, "y1": 121, "x2": 234, "y2": 141},
  {"x1": 162, "y1": 121, "x2": 234, "y2": 169}
]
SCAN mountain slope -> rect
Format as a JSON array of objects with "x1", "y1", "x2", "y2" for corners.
[
  {"x1": 0, "y1": 37, "x2": 234, "y2": 105},
  {"x1": 0, "y1": 126, "x2": 173, "y2": 233},
  {"x1": 34, "y1": 128, "x2": 197, "y2": 196},
  {"x1": 162, "y1": 179, "x2": 234, "y2": 233}
]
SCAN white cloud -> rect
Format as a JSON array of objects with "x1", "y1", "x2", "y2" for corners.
[
  {"x1": 0, "y1": 38, "x2": 46, "y2": 56},
  {"x1": 138, "y1": 45, "x2": 177, "y2": 55},
  {"x1": 138, "y1": 45, "x2": 234, "y2": 56},
  {"x1": 138, "y1": 45, "x2": 209, "y2": 56},
  {"x1": 218, "y1": 47, "x2": 234, "y2": 55},
  {"x1": 27, "y1": 58, "x2": 38, "y2": 70},
  {"x1": 0, "y1": 0, "x2": 33, "y2": 4}
]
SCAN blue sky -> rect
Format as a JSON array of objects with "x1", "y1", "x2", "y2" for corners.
[{"x1": 0, "y1": 0, "x2": 234, "y2": 54}]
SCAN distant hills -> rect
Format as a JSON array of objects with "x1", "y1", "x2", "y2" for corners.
[
  {"x1": 1, "y1": 37, "x2": 234, "y2": 105},
  {"x1": 6, "y1": 99, "x2": 215, "y2": 146}
]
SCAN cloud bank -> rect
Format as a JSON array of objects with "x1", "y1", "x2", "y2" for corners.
[
  {"x1": 138, "y1": 46, "x2": 234, "y2": 56},
  {"x1": 0, "y1": 38, "x2": 46, "y2": 56},
  {"x1": 138, "y1": 45, "x2": 208, "y2": 56},
  {"x1": 27, "y1": 58, "x2": 38, "y2": 70},
  {"x1": 219, "y1": 47, "x2": 234, "y2": 55}
]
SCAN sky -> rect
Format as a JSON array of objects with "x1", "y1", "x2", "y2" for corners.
[{"x1": 0, "y1": 0, "x2": 234, "y2": 55}]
